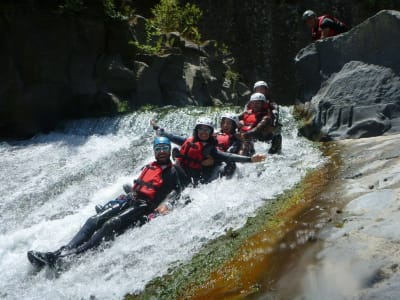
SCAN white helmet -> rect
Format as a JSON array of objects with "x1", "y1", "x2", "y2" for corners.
[
  {"x1": 302, "y1": 10, "x2": 316, "y2": 21},
  {"x1": 195, "y1": 117, "x2": 214, "y2": 130},
  {"x1": 249, "y1": 92, "x2": 266, "y2": 102},
  {"x1": 221, "y1": 112, "x2": 239, "y2": 127},
  {"x1": 253, "y1": 81, "x2": 269, "y2": 90}
]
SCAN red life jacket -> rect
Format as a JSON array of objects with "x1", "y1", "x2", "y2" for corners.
[
  {"x1": 133, "y1": 161, "x2": 169, "y2": 201},
  {"x1": 241, "y1": 110, "x2": 268, "y2": 132},
  {"x1": 216, "y1": 132, "x2": 233, "y2": 152},
  {"x1": 176, "y1": 137, "x2": 205, "y2": 170},
  {"x1": 312, "y1": 15, "x2": 347, "y2": 40}
]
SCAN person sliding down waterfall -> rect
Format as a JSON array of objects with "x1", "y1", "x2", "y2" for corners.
[
  {"x1": 238, "y1": 91, "x2": 282, "y2": 156},
  {"x1": 215, "y1": 113, "x2": 242, "y2": 178},
  {"x1": 27, "y1": 137, "x2": 188, "y2": 269},
  {"x1": 150, "y1": 117, "x2": 265, "y2": 187},
  {"x1": 252, "y1": 81, "x2": 283, "y2": 155}
]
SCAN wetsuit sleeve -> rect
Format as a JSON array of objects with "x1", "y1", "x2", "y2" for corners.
[
  {"x1": 211, "y1": 147, "x2": 252, "y2": 163},
  {"x1": 159, "y1": 130, "x2": 187, "y2": 145},
  {"x1": 243, "y1": 113, "x2": 272, "y2": 138},
  {"x1": 227, "y1": 138, "x2": 242, "y2": 154},
  {"x1": 319, "y1": 17, "x2": 335, "y2": 29}
]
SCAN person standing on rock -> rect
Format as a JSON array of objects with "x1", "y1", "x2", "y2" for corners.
[{"x1": 302, "y1": 10, "x2": 348, "y2": 40}]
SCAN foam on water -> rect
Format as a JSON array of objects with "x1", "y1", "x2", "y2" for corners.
[{"x1": 0, "y1": 107, "x2": 324, "y2": 300}]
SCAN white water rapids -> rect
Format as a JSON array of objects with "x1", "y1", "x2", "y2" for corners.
[{"x1": 0, "y1": 106, "x2": 324, "y2": 300}]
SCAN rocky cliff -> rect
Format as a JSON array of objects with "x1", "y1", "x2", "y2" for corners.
[
  {"x1": 0, "y1": 3, "x2": 249, "y2": 138},
  {"x1": 296, "y1": 10, "x2": 400, "y2": 140},
  {"x1": 186, "y1": 0, "x2": 400, "y2": 105}
]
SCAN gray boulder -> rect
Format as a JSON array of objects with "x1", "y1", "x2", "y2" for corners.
[{"x1": 296, "y1": 10, "x2": 400, "y2": 140}]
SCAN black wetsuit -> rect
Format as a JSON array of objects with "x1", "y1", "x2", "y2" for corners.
[{"x1": 59, "y1": 160, "x2": 187, "y2": 255}]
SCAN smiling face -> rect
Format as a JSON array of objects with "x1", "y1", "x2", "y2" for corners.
[
  {"x1": 221, "y1": 118, "x2": 235, "y2": 134},
  {"x1": 154, "y1": 144, "x2": 171, "y2": 162},
  {"x1": 196, "y1": 125, "x2": 212, "y2": 141}
]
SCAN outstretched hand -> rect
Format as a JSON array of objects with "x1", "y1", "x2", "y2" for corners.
[
  {"x1": 251, "y1": 153, "x2": 266, "y2": 163},
  {"x1": 150, "y1": 119, "x2": 159, "y2": 130}
]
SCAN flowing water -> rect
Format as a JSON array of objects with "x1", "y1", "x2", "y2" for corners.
[{"x1": 0, "y1": 106, "x2": 324, "y2": 300}]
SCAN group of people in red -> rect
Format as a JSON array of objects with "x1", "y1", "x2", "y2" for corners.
[
  {"x1": 28, "y1": 80, "x2": 280, "y2": 269},
  {"x1": 27, "y1": 9, "x2": 349, "y2": 269},
  {"x1": 29, "y1": 6, "x2": 351, "y2": 267}
]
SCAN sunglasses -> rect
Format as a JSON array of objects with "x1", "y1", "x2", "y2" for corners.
[
  {"x1": 197, "y1": 127, "x2": 212, "y2": 134},
  {"x1": 154, "y1": 144, "x2": 171, "y2": 153}
]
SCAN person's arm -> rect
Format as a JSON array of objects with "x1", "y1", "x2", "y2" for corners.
[
  {"x1": 211, "y1": 147, "x2": 265, "y2": 163},
  {"x1": 227, "y1": 138, "x2": 242, "y2": 154},
  {"x1": 155, "y1": 165, "x2": 188, "y2": 214},
  {"x1": 320, "y1": 18, "x2": 335, "y2": 38},
  {"x1": 243, "y1": 114, "x2": 272, "y2": 138},
  {"x1": 151, "y1": 120, "x2": 186, "y2": 145},
  {"x1": 161, "y1": 131, "x2": 186, "y2": 146},
  {"x1": 155, "y1": 190, "x2": 180, "y2": 214}
]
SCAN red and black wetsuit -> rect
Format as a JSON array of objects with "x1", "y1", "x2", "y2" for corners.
[
  {"x1": 312, "y1": 15, "x2": 348, "y2": 40},
  {"x1": 64, "y1": 159, "x2": 188, "y2": 254},
  {"x1": 161, "y1": 130, "x2": 254, "y2": 183}
]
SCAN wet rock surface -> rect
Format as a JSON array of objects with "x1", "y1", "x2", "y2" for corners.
[{"x1": 283, "y1": 134, "x2": 400, "y2": 299}]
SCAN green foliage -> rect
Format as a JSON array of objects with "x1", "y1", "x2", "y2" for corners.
[
  {"x1": 216, "y1": 42, "x2": 230, "y2": 56},
  {"x1": 117, "y1": 100, "x2": 130, "y2": 113},
  {"x1": 139, "y1": 104, "x2": 158, "y2": 111},
  {"x1": 147, "y1": 0, "x2": 203, "y2": 43},
  {"x1": 129, "y1": 41, "x2": 160, "y2": 55},
  {"x1": 225, "y1": 69, "x2": 240, "y2": 84},
  {"x1": 102, "y1": 0, "x2": 135, "y2": 20}
]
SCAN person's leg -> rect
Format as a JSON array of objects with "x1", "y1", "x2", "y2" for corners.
[
  {"x1": 239, "y1": 140, "x2": 254, "y2": 156},
  {"x1": 222, "y1": 162, "x2": 236, "y2": 178},
  {"x1": 74, "y1": 203, "x2": 149, "y2": 254},
  {"x1": 268, "y1": 133, "x2": 282, "y2": 154},
  {"x1": 201, "y1": 164, "x2": 224, "y2": 183},
  {"x1": 27, "y1": 200, "x2": 129, "y2": 267},
  {"x1": 66, "y1": 201, "x2": 124, "y2": 250}
]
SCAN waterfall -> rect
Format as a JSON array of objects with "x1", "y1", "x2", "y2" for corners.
[{"x1": 0, "y1": 106, "x2": 324, "y2": 300}]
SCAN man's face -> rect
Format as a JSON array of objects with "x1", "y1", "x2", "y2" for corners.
[
  {"x1": 154, "y1": 144, "x2": 171, "y2": 162},
  {"x1": 305, "y1": 17, "x2": 316, "y2": 28},
  {"x1": 252, "y1": 100, "x2": 264, "y2": 112},
  {"x1": 196, "y1": 125, "x2": 212, "y2": 141}
]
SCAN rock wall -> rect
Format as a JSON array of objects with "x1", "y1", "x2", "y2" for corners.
[
  {"x1": 0, "y1": 5, "x2": 248, "y2": 139},
  {"x1": 185, "y1": 0, "x2": 400, "y2": 105},
  {"x1": 296, "y1": 10, "x2": 400, "y2": 140}
]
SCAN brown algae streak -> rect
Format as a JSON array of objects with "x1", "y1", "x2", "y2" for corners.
[{"x1": 185, "y1": 143, "x2": 341, "y2": 300}]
